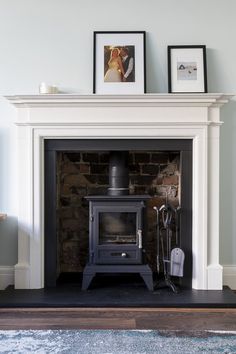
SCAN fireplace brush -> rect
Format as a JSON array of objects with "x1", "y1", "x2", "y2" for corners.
[{"x1": 153, "y1": 203, "x2": 184, "y2": 293}]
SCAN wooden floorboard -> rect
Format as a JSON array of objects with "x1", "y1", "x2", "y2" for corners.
[{"x1": 1, "y1": 308, "x2": 236, "y2": 330}]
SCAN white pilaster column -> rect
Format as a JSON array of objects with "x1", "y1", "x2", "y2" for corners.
[
  {"x1": 207, "y1": 107, "x2": 223, "y2": 289},
  {"x1": 14, "y1": 123, "x2": 32, "y2": 288}
]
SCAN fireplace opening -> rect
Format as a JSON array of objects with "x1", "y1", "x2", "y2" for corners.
[{"x1": 45, "y1": 139, "x2": 192, "y2": 289}]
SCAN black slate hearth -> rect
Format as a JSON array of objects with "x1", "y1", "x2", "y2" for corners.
[{"x1": 1, "y1": 275, "x2": 236, "y2": 308}]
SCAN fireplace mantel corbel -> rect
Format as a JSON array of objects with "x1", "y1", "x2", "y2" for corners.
[{"x1": 5, "y1": 93, "x2": 234, "y2": 290}]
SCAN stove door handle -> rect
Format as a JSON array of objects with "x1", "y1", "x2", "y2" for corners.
[{"x1": 138, "y1": 229, "x2": 142, "y2": 249}]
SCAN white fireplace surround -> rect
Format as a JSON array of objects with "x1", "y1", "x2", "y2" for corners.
[{"x1": 6, "y1": 93, "x2": 232, "y2": 290}]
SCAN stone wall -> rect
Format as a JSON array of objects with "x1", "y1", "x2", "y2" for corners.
[{"x1": 57, "y1": 151, "x2": 180, "y2": 273}]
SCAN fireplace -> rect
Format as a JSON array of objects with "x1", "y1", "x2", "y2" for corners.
[
  {"x1": 44, "y1": 139, "x2": 192, "y2": 288},
  {"x1": 6, "y1": 93, "x2": 232, "y2": 290}
]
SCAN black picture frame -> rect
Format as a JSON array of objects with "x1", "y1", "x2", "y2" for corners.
[
  {"x1": 168, "y1": 45, "x2": 207, "y2": 93},
  {"x1": 93, "y1": 31, "x2": 146, "y2": 94}
]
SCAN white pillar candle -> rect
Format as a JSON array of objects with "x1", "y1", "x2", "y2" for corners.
[{"x1": 39, "y1": 83, "x2": 58, "y2": 94}]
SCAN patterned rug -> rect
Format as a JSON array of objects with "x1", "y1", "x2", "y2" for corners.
[{"x1": 1, "y1": 329, "x2": 236, "y2": 353}]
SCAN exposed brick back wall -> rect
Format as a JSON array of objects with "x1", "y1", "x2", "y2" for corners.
[{"x1": 57, "y1": 151, "x2": 180, "y2": 273}]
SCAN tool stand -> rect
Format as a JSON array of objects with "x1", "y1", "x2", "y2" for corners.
[{"x1": 153, "y1": 204, "x2": 182, "y2": 293}]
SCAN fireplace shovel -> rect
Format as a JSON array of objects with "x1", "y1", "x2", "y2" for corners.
[
  {"x1": 170, "y1": 247, "x2": 185, "y2": 277},
  {"x1": 170, "y1": 206, "x2": 185, "y2": 277}
]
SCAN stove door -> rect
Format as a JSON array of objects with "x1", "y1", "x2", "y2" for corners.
[
  {"x1": 99, "y1": 212, "x2": 137, "y2": 245},
  {"x1": 93, "y1": 202, "x2": 144, "y2": 264}
]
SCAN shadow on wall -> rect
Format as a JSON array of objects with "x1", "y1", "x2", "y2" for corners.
[
  {"x1": 206, "y1": 48, "x2": 221, "y2": 92},
  {"x1": 0, "y1": 216, "x2": 18, "y2": 265},
  {"x1": 220, "y1": 100, "x2": 236, "y2": 264}
]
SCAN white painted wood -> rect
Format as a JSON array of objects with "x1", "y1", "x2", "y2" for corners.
[
  {"x1": 5, "y1": 94, "x2": 232, "y2": 108},
  {"x1": 207, "y1": 107, "x2": 223, "y2": 289},
  {"x1": 5, "y1": 94, "x2": 233, "y2": 290}
]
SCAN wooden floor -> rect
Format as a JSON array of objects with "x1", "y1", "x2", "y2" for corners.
[{"x1": 1, "y1": 307, "x2": 236, "y2": 331}]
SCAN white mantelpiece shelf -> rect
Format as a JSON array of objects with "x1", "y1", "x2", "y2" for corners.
[
  {"x1": 6, "y1": 93, "x2": 233, "y2": 290},
  {"x1": 6, "y1": 93, "x2": 232, "y2": 108}
]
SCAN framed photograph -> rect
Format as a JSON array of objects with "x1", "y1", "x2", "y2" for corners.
[
  {"x1": 168, "y1": 45, "x2": 207, "y2": 93},
  {"x1": 93, "y1": 31, "x2": 146, "y2": 94}
]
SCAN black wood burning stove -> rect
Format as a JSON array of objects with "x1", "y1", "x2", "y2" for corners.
[
  {"x1": 82, "y1": 195, "x2": 153, "y2": 290},
  {"x1": 82, "y1": 152, "x2": 153, "y2": 290}
]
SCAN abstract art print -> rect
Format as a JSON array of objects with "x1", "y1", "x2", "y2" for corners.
[{"x1": 168, "y1": 45, "x2": 207, "y2": 93}]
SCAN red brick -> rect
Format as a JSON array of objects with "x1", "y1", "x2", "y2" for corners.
[
  {"x1": 65, "y1": 153, "x2": 81, "y2": 162},
  {"x1": 141, "y1": 164, "x2": 159, "y2": 175},
  {"x1": 63, "y1": 174, "x2": 80, "y2": 185},
  {"x1": 163, "y1": 175, "x2": 179, "y2": 185},
  {"x1": 62, "y1": 219, "x2": 81, "y2": 231},
  {"x1": 61, "y1": 162, "x2": 79, "y2": 174},
  {"x1": 60, "y1": 184, "x2": 71, "y2": 195},
  {"x1": 151, "y1": 153, "x2": 169, "y2": 163},
  {"x1": 79, "y1": 163, "x2": 90, "y2": 174},
  {"x1": 160, "y1": 163, "x2": 178, "y2": 176},
  {"x1": 134, "y1": 153, "x2": 150, "y2": 163}
]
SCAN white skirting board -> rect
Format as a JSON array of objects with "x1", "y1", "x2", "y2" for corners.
[
  {"x1": 0, "y1": 266, "x2": 14, "y2": 290},
  {"x1": 0, "y1": 265, "x2": 235, "y2": 290}
]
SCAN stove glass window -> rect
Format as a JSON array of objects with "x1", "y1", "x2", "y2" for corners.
[{"x1": 99, "y1": 212, "x2": 137, "y2": 245}]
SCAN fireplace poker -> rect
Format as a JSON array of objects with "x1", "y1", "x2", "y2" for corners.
[
  {"x1": 153, "y1": 206, "x2": 160, "y2": 273},
  {"x1": 174, "y1": 206, "x2": 181, "y2": 245},
  {"x1": 160, "y1": 204, "x2": 172, "y2": 278}
]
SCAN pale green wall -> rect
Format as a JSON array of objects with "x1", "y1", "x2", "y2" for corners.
[{"x1": 0, "y1": 0, "x2": 235, "y2": 265}]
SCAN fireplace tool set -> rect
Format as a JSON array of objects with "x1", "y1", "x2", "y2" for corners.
[{"x1": 153, "y1": 202, "x2": 185, "y2": 293}]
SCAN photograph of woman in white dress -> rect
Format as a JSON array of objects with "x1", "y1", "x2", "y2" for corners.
[{"x1": 104, "y1": 47, "x2": 125, "y2": 82}]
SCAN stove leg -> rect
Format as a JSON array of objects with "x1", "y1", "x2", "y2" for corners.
[
  {"x1": 82, "y1": 267, "x2": 96, "y2": 291},
  {"x1": 140, "y1": 271, "x2": 154, "y2": 291}
]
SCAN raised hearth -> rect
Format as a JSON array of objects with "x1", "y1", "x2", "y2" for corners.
[{"x1": 6, "y1": 93, "x2": 233, "y2": 290}]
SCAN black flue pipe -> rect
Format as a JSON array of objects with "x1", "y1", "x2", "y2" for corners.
[{"x1": 108, "y1": 151, "x2": 129, "y2": 196}]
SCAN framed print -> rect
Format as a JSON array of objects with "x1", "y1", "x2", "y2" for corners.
[
  {"x1": 93, "y1": 31, "x2": 146, "y2": 94},
  {"x1": 168, "y1": 45, "x2": 207, "y2": 93}
]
